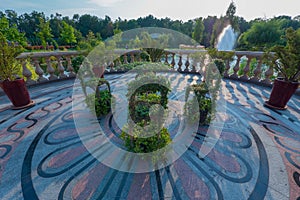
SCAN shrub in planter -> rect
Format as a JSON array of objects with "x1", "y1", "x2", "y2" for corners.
[
  {"x1": 213, "y1": 59, "x2": 226, "y2": 77},
  {"x1": 264, "y1": 28, "x2": 300, "y2": 109},
  {"x1": 185, "y1": 83, "x2": 213, "y2": 126},
  {"x1": 121, "y1": 70, "x2": 172, "y2": 154},
  {"x1": 121, "y1": 122, "x2": 171, "y2": 153},
  {"x1": 127, "y1": 73, "x2": 170, "y2": 124},
  {"x1": 85, "y1": 78, "x2": 112, "y2": 117},
  {"x1": 0, "y1": 32, "x2": 34, "y2": 109}
]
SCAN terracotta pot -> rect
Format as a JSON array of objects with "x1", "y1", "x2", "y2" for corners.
[
  {"x1": 2, "y1": 79, "x2": 31, "y2": 107},
  {"x1": 265, "y1": 79, "x2": 299, "y2": 110},
  {"x1": 92, "y1": 66, "x2": 105, "y2": 78}
]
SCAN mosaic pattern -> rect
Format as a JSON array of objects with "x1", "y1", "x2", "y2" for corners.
[{"x1": 0, "y1": 75, "x2": 299, "y2": 199}]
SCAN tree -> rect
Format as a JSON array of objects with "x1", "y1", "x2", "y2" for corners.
[
  {"x1": 60, "y1": 21, "x2": 76, "y2": 45},
  {"x1": 18, "y1": 11, "x2": 46, "y2": 45},
  {"x1": 0, "y1": 16, "x2": 27, "y2": 46},
  {"x1": 225, "y1": 2, "x2": 239, "y2": 31},
  {"x1": 192, "y1": 18, "x2": 204, "y2": 44},
  {"x1": 226, "y1": 2, "x2": 236, "y2": 19},
  {"x1": 237, "y1": 20, "x2": 283, "y2": 50},
  {"x1": 36, "y1": 17, "x2": 53, "y2": 48}
]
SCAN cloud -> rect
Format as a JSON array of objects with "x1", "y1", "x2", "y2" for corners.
[{"x1": 88, "y1": 0, "x2": 124, "y2": 7}]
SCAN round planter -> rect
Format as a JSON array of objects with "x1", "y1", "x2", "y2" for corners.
[
  {"x1": 92, "y1": 66, "x2": 105, "y2": 78},
  {"x1": 264, "y1": 79, "x2": 299, "y2": 110},
  {"x1": 2, "y1": 79, "x2": 33, "y2": 108}
]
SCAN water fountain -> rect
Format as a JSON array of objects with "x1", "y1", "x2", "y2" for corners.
[{"x1": 216, "y1": 25, "x2": 238, "y2": 51}]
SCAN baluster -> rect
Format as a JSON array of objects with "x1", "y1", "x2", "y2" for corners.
[
  {"x1": 191, "y1": 59, "x2": 196, "y2": 73},
  {"x1": 170, "y1": 53, "x2": 175, "y2": 70},
  {"x1": 130, "y1": 52, "x2": 135, "y2": 63},
  {"x1": 66, "y1": 56, "x2": 76, "y2": 77},
  {"x1": 115, "y1": 59, "x2": 122, "y2": 71},
  {"x1": 177, "y1": 54, "x2": 183, "y2": 72},
  {"x1": 46, "y1": 57, "x2": 58, "y2": 80},
  {"x1": 33, "y1": 58, "x2": 47, "y2": 82},
  {"x1": 200, "y1": 65, "x2": 207, "y2": 82},
  {"x1": 21, "y1": 59, "x2": 35, "y2": 85},
  {"x1": 230, "y1": 55, "x2": 242, "y2": 79},
  {"x1": 261, "y1": 65, "x2": 274, "y2": 85},
  {"x1": 240, "y1": 56, "x2": 253, "y2": 80},
  {"x1": 57, "y1": 56, "x2": 67, "y2": 78},
  {"x1": 164, "y1": 52, "x2": 169, "y2": 65},
  {"x1": 123, "y1": 54, "x2": 128, "y2": 64},
  {"x1": 184, "y1": 55, "x2": 190, "y2": 72},
  {"x1": 223, "y1": 60, "x2": 230, "y2": 78},
  {"x1": 250, "y1": 57, "x2": 262, "y2": 82},
  {"x1": 109, "y1": 59, "x2": 115, "y2": 72}
]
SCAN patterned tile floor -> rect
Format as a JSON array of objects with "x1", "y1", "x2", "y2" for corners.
[{"x1": 0, "y1": 74, "x2": 299, "y2": 200}]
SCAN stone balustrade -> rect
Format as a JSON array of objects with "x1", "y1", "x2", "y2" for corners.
[
  {"x1": 14, "y1": 49, "x2": 284, "y2": 89},
  {"x1": 16, "y1": 51, "x2": 79, "y2": 85}
]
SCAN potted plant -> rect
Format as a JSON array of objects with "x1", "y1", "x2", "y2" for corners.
[
  {"x1": 85, "y1": 78, "x2": 112, "y2": 117},
  {"x1": 121, "y1": 71, "x2": 171, "y2": 154},
  {"x1": 264, "y1": 28, "x2": 300, "y2": 110},
  {"x1": 0, "y1": 32, "x2": 34, "y2": 109},
  {"x1": 185, "y1": 82, "x2": 213, "y2": 126}
]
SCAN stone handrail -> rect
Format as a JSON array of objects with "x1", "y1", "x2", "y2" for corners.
[
  {"x1": 16, "y1": 51, "x2": 80, "y2": 85},
  {"x1": 15, "y1": 49, "x2": 280, "y2": 88}
]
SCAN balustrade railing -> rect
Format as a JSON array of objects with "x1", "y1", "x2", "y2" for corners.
[
  {"x1": 14, "y1": 49, "x2": 287, "y2": 90},
  {"x1": 16, "y1": 51, "x2": 79, "y2": 85}
]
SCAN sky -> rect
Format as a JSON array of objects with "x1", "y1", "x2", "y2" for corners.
[{"x1": 0, "y1": 0, "x2": 299, "y2": 22}]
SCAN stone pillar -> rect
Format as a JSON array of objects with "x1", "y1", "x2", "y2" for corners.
[
  {"x1": 164, "y1": 52, "x2": 169, "y2": 65},
  {"x1": 224, "y1": 60, "x2": 230, "y2": 78},
  {"x1": 184, "y1": 55, "x2": 190, "y2": 72},
  {"x1": 240, "y1": 56, "x2": 253, "y2": 80},
  {"x1": 261, "y1": 65, "x2": 274, "y2": 85},
  {"x1": 230, "y1": 55, "x2": 242, "y2": 79},
  {"x1": 123, "y1": 54, "x2": 128, "y2": 64},
  {"x1": 66, "y1": 56, "x2": 76, "y2": 77},
  {"x1": 46, "y1": 57, "x2": 58, "y2": 80},
  {"x1": 33, "y1": 58, "x2": 47, "y2": 82},
  {"x1": 57, "y1": 56, "x2": 67, "y2": 78},
  {"x1": 170, "y1": 53, "x2": 175, "y2": 70},
  {"x1": 130, "y1": 52, "x2": 135, "y2": 63},
  {"x1": 177, "y1": 54, "x2": 183, "y2": 72},
  {"x1": 22, "y1": 59, "x2": 36, "y2": 85},
  {"x1": 250, "y1": 57, "x2": 262, "y2": 82}
]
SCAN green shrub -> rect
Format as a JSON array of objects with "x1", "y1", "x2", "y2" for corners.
[
  {"x1": 85, "y1": 90, "x2": 111, "y2": 117},
  {"x1": 121, "y1": 122, "x2": 171, "y2": 153},
  {"x1": 71, "y1": 55, "x2": 85, "y2": 73},
  {"x1": 185, "y1": 83, "x2": 213, "y2": 125}
]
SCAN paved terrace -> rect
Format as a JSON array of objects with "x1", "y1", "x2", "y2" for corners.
[{"x1": 0, "y1": 73, "x2": 300, "y2": 200}]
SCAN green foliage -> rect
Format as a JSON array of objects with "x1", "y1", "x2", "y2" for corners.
[
  {"x1": 130, "y1": 93, "x2": 162, "y2": 123},
  {"x1": 237, "y1": 20, "x2": 284, "y2": 50},
  {"x1": 207, "y1": 48, "x2": 235, "y2": 60},
  {"x1": 185, "y1": 83, "x2": 212, "y2": 125},
  {"x1": 1, "y1": 9, "x2": 299, "y2": 51},
  {"x1": 71, "y1": 55, "x2": 85, "y2": 73},
  {"x1": 36, "y1": 17, "x2": 53, "y2": 48},
  {"x1": 77, "y1": 31, "x2": 102, "y2": 51},
  {"x1": 214, "y1": 59, "x2": 226, "y2": 76},
  {"x1": 0, "y1": 16, "x2": 27, "y2": 46},
  {"x1": 266, "y1": 28, "x2": 300, "y2": 81},
  {"x1": 85, "y1": 89, "x2": 111, "y2": 117},
  {"x1": 60, "y1": 21, "x2": 76, "y2": 45},
  {"x1": 114, "y1": 62, "x2": 145, "y2": 71},
  {"x1": 0, "y1": 32, "x2": 23, "y2": 81},
  {"x1": 141, "y1": 48, "x2": 165, "y2": 62},
  {"x1": 121, "y1": 68, "x2": 172, "y2": 154},
  {"x1": 121, "y1": 123, "x2": 171, "y2": 153},
  {"x1": 192, "y1": 18, "x2": 204, "y2": 44},
  {"x1": 127, "y1": 72, "x2": 170, "y2": 122}
]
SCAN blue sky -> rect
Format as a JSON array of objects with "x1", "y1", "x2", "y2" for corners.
[{"x1": 0, "y1": 0, "x2": 299, "y2": 21}]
